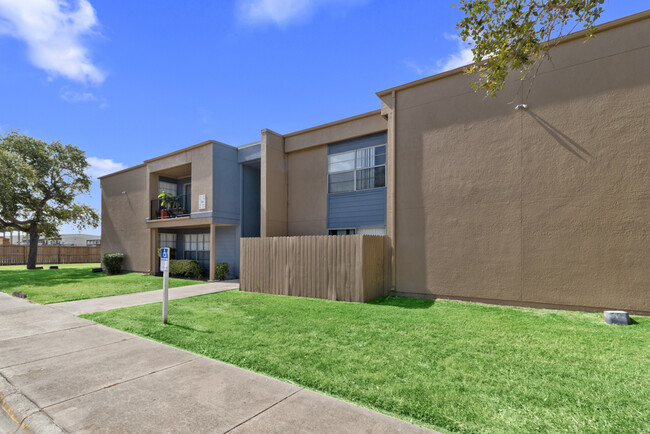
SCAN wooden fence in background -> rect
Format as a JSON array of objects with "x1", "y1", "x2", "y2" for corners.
[
  {"x1": 240, "y1": 235, "x2": 385, "y2": 302},
  {"x1": 0, "y1": 245, "x2": 101, "y2": 265}
]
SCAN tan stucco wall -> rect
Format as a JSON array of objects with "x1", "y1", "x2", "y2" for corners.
[
  {"x1": 384, "y1": 15, "x2": 650, "y2": 313},
  {"x1": 100, "y1": 166, "x2": 151, "y2": 272},
  {"x1": 146, "y1": 143, "x2": 213, "y2": 215},
  {"x1": 284, "y1": 111, "x2": 386, "y2": 152},
  {"x1": 287, "y1": 146, "x2": 328, "y2": 235},
  {"x1": 280, "y1": 111, "x2": 388, "y2": 236},
  {"x1": 101, "y1": 141, "x2": 216, "y2": 273},
  {"x1": 261, "y1": 130, "x2": 288, "y2": 237}
]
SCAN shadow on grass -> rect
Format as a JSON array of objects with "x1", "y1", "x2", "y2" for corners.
[
  {"x1": 166, "y1": 321, "x2": 212, "y2": 334},
  {"x1": 368, "y1": 296, "x2": 436, "y2": 309}
]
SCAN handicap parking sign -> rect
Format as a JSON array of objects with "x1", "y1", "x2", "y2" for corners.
[{"x1": 160, "y1": 247, "x2": 170, "y2": 272}]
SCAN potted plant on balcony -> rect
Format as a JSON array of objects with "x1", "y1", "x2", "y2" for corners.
[{"x1": 158, "y1": 191, "x2": 180, "y2": 219}]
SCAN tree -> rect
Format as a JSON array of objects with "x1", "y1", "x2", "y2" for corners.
[
  {"x1": 456, "y1": 0, "x2": 605, "y2": 97},
  {"x1": 0, "y1": 131, "x2": 99, "y2": 268}
]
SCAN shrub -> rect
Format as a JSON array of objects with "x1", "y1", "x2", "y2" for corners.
[
  {"x1": 103, "y1": 253, "x2": 124, "y2": 275},
  {"x1": 169, "y1": 259, "x2": 201, "y2": 279},
  {"x1": 214, "y1": 262, "x2": 229, "y2": 281}
]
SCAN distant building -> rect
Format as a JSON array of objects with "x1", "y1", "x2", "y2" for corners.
[{"x1": 23, "y1": 234, "x2": 101, "y2": 247}]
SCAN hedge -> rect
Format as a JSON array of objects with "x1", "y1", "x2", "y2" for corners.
[
  {"x1": 169, "y1": 259, "x2": 201, "y2": 278},
  {"x1": 103, "y1": 253, "x2": 124, "y2": 275},
  {"x1": 214, "y1": 262, "x2": 229, "y2": 280}
]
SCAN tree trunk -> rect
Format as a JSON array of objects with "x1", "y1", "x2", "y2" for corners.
[{"x1": 26, "y1": 226, "x2": 39, "y2": 269}]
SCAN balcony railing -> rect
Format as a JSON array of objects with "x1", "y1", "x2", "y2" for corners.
[{"x1": 150, "y1": 194, "x2": 191, "y2": 220}]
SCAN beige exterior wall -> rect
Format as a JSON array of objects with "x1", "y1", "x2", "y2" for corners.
[
  {"x1": 145, "y1": 142, "x2": 214, "y2": 216},
  {"x1": 100, "y1": 165, "x2": 151, "y2": 272},
  {"x1": 287, "y1": 146, "x2": 328, "y2": 235},
  {"x1": 279, "y1": 111, "x2": 388, "y2": 237},
  {"x1": 101, "y1": 141, "x2": 216, "y2": 273},
  {"x1": 284, "y1": 110, "x2": 386, "y2": 152},
  {"x1": 380, "y1": 14, "x2": 650, "y2": 313},
  {"x1": 260, "y1": 130, "x2": 288, "y2": 237}
]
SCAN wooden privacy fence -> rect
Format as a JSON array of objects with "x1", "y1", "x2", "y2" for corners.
[
  {"x1": 240, "y1": 235, "x2": 385, "y2": 302},
  {"x1": 0, "y1": 245, "x2": 101, "y2": 265}
]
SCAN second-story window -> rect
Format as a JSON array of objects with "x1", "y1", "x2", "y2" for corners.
[{"x1": 328, "y1": 144, "x2": 386, "y2": 193}]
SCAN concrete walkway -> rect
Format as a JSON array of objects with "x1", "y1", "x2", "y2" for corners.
[
  {"x1": 49, "y1": 280, "x2": 240, "y2": 315},
  {"x1": 0, "y1": 293, "x2": 433, "y2": 433}
]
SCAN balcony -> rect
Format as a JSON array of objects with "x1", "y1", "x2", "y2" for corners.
[{"x1": 150, "y1": 194, "x2": 191, "y2": 220}]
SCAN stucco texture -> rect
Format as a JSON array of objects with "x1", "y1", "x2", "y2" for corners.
[
  {"x1": 287, "y1": 146, "x2": 328, "y2": 235},
  {"x1": 100, "y1": 166, "x2": 151, "y2": 272},
  {"x1": 389, "y1": 16, "x2": 650, "y2": 313}
]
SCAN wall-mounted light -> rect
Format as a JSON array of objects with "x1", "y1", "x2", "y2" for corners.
[{"x1": 515, "y1": 104, "x2": 528, "y2": 110}]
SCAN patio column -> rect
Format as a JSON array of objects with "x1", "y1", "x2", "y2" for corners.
[
  {"x1": 209, "y1": 224, "x2": 216, "y2": 281},
  {"x1": 150, "y1": 228, "x2": 159, "y2": 274}
]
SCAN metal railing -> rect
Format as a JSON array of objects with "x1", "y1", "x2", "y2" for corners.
[{"x1": 150, "y1": 194, "x2": 191, "y2": 220}]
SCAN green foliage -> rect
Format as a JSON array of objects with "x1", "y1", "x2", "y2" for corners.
[
  {"x1": 157, "y1": 247, "x2": 176, "y2": 259},
  {"x1": 169, "y1": 259, "x2": 201, "y2": 279},
  {"x1": 456, "y1": 0, "x2": 605, "y2": 96},
  {"x1": 85, "y1": 292, "x2": 650, "y2": 433},
  {"x1": 0, "y1": 263, "x2": 201, "y2": 304},
  {"x1": 102, "y1": 253, "x2": 124, "y2": 275},
  {"x1": 157, "y1": 191, "x2": 180, "y2": 209},
  {"x1": 214, "y1": 262, "x2": 229, "y2": 280},
  {"x1": 0, "y1": 131, "x2": 99, "y2": 267}
]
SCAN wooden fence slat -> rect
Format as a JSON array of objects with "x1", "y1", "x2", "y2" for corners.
[
  {"x1": 240, "y1": 235, "x2": 385, "y2": 302},
  {"x1": 0, "y1": 245, "x2": 101, "y2": 265}
]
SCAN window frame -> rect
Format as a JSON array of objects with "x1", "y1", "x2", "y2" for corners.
[{"x1": 327, "y1": 143, "x2": 386, "y2": 194}]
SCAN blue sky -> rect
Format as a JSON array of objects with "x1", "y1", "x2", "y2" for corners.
[{"x1": 0, "y1": 0, "x2": 647, "y2": 236}]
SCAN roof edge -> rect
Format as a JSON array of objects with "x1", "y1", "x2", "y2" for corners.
[
  {"x1": 143, "y1": 140, "x2": 217, "y2": 164},
  {"x1": 283, "y1": 109, "x2": 383, "y2": 138},
  {"x1": 98, "y1": 163, "x2": 146, "y2": 180},
  {"x1": 376, "y1": 8, "x2": 650, "y2": 97}
]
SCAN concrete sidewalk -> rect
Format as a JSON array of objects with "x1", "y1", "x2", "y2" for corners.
[
  {"x1": 0, "y1": 293, "x2": 433, "y2": 433},
  {"x1": 49, "y1": 280, "x2": 240, "y2": 315}
]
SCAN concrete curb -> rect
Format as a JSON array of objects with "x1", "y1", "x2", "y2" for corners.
[{"x1": 0, "y1": 374, "x2": 66, "y2": 434}]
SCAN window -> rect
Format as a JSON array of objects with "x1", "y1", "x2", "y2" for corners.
[
  {"x1": 328, "y1": 228, "x2": 356, "y2": 236},
  {"x1": 328, "y1": 145, "x2": 385, "y2": 193},
  {"x1": 328, "y1": 227, "x2": 386, "y2": 236},
  {"x1": 183, "y1": 233, "x2": 210, "y2": 271},
  {"x1": 158, "y1": 181, "x2": 178, "y2": 196},
  {"x1": 357, "y1": 227, "x2": 386, "y2": 235},
  {"x1": 159, "y1": 233, "x2": 176, "y2": 249}
]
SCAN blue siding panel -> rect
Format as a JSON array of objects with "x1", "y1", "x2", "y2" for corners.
[
  {"x1": 238, "y1": 143, "x2": 261, "y2": 163},
  {"x1": 328, "y1": 132, "x2": 387, "y2": 155},
  {"x1": 241, "y1": 165, "x2": 260, "y2": 237},
  {"x1": 214, "y1": 225, "x2": 240, "y2": 276},
  {"x1": 327, "y1": 188, "x2": 386, "y2": 229},
  {"x1": 212, "y1": 143, "x2": 241, "y2": 222}
]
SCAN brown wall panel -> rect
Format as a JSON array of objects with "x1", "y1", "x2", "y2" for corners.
[{"x1": 241, "y1": 235, "x2": 384, "y2": 302}]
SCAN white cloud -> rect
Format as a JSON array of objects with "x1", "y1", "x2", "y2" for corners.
[
  {"x1": 0, "y1": 0, "x2": 105, "y2": 84},
  {"x1": 86, "y1": 157, "x2": 125, "y2": 178},
  {"x1": 237, "y1": 0, "x2": 367, "y2": 27},
  {"x1": 61, "y1": 89, "x2": 97, "y2": 103},
  {"x1": 437, "y1": 33, "x2": 474, "y2": 72},
  {"x1": 404, "y1": 33, "x2": 475, "y2": 78}
]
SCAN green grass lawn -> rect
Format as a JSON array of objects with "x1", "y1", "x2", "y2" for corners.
[
  {"x1": 82, "y1": 291, "x2": 650, "y2": 433},
  {"x1": 0, "y1": 263, "x2": 201, "y2": 304}
]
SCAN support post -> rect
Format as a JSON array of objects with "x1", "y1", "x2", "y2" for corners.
[
  {"x1": 162, "y1": 269, "x2": 169, "y2": 324},
  {"x1": 209, "y1": 224, "x2": 215, "y2": 281}
]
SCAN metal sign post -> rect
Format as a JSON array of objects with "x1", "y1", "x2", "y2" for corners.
[{"x1": 160, "y1": 247, "x2": 170, "y2": 324}]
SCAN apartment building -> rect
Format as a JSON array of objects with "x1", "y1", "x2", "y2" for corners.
[{"x1": 101, "y1": 10, "x2": 649, "y2": 313}]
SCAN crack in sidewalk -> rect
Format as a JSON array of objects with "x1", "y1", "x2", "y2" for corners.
[{"x1": 222, "y1": 388, "x2": 304, "y2": 434}]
